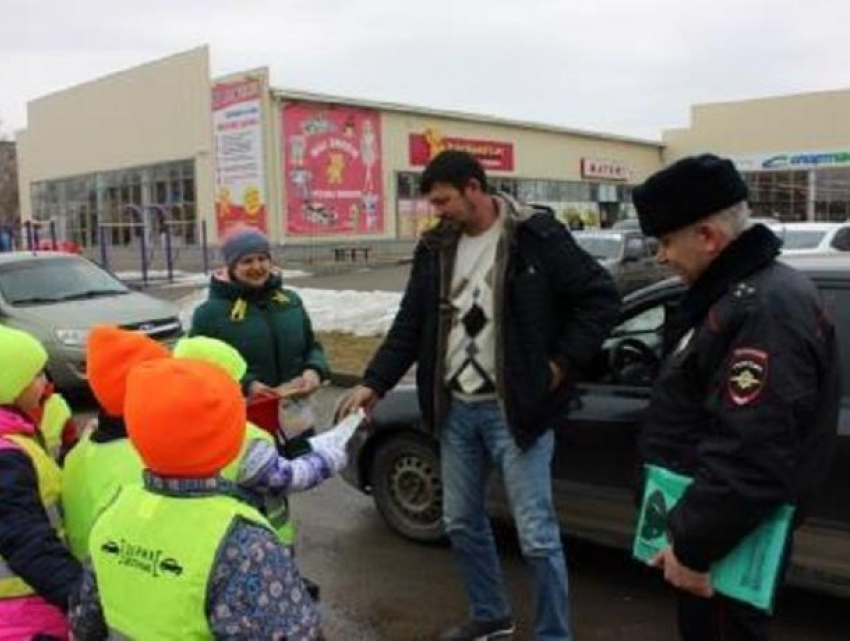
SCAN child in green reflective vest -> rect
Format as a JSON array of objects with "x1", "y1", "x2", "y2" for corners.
[
  {"x1": 70, "y1": 358, "x2": 322, "y2": 639},
  {"x1": 62, "y1": 325, "x2": 171, "y2": 561}
]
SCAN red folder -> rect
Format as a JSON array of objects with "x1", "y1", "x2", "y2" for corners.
[{"x1": 246, "y1": 394, "x2": 280, "y2": 436}]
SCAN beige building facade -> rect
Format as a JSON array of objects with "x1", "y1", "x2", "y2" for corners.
[
  {"x1": 664, "y1": 89, "x2": 850, "y2": 221},
  {"x1": 18, "y1": 47, "x2": 215, "y2": 249},
  {"x1": 17, "y1": 47, "x2": 662, "y2": 250}
]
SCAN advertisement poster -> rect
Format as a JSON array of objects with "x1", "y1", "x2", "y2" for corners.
[
  {"x1": 212, "y1": 77, "x2": 268, "y2": 235},
  {"x1": 409, "y1": 128, "x2": 514, "y2": 171},
  {"x1": 282, "y1": 104, "x2": 384, "y2": 236}
]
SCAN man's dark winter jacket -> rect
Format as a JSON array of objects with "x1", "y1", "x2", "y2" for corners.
[
  {"x1": 641, "y1": 224, "x2": 840, "y2": 571},
  {"x1": 363, "y1": 194, "x2": 621, "y2": 448},
  {"x1": 190, "y1": 270, "x2": 329, "y2": 388}
]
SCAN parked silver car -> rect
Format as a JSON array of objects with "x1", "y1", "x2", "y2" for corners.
[
  {"x1": 574, "y1": 230, "x2": 670, "y2": 293},
  {"x1": 779, "y1": 222, "x2": 850, "y2": 254},
  {"x1": 0, "y1": 252, "x2": 182, "y2": 391}
]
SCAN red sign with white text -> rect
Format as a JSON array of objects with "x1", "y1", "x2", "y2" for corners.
[{"x1": 409, "y1": 129, "x2": 514, "y2": 171}]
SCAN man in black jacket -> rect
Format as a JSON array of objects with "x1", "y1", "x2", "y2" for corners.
[
  {"x1": 340, "y1": 150, "x2": 619, "y2": 640},
  {"x1": 632, "y1": 154, "x2": 839, "y2": 640}
]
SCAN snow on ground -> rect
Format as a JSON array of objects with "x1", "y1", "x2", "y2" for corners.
[
  {"x1": 177, "y1": 286, "x2": 401, "y2": 337},
  {"x1": 116, "y1": 269, "x2": 311, "y2": 287}
]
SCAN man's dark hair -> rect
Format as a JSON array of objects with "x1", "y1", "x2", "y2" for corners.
[{"x1": 420, "y1": 150, "x2": 489, "y2": 195}]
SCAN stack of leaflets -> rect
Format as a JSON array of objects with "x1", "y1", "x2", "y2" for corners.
[{"x1": 633, "y1": 464, "x2": 794, "y2": 611}]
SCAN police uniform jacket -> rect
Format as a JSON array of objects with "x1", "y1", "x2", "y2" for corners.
[{"x1": 641, "y1": 224, "x2": 840, "y2": 572}]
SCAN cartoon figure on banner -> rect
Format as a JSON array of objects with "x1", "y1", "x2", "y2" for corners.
[
  {"x1": 327, "y1": 153, "x2": 346, "y2": 185},
  {"x1": 243, "y1": 185, "x2": 263, "y2": 220},
  {"x1": 289, "y1": 134, "x2": 306, "y2": 167},
  {"x1": 217, "y1": 187, "x2": 232, "y2": 218},
  {"x1": 303, "y1": 113, "x2": 333, "y2": 136},
  {"x1": 424, "y1": 128, "x2": 446, "y2": 160},
  {"x1": 349, "y1": 203, "x2": 361, "y2": 231},
  {"x1": 343, "y1": 117, "x2": 356, "y2": 137},
  {"x1": 362, "y1": 191, "x2": 379, "y2": 232},
  {"x1": 360, "y1": 119, "x2": 378, "y2": 193},
  {"x1": 304, "y1": 202, "x2": 339, "y2": 228},
  {"x1": 289, "y1": 168, "x2": 313, "y2": 201}
]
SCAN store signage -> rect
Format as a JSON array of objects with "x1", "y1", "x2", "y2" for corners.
[
  {"x1": 580, "y1": 158, "x2": 629, "y2": 181},
  {"x1": 409, "y1": 129, "x2": 514, "y2": 171},
  {"x1": 732, "y1": 149, "x2": 850, "y2": 172}
]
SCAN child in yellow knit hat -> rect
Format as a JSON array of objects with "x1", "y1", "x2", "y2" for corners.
[{"x1": 0, "y1": 325, "x2": 81, "y2": 639}]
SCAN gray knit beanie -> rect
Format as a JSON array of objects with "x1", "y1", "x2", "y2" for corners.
[{"x1": 221, "y1": 226, "x2": 271, "y2": 267}]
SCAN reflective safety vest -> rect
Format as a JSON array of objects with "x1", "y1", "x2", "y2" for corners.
[
  {"x1": 39, "y1": 393, "x2": 72, "y2": 461},
  {"x1": 0, "y1": 434, "x2": 64, "y2": 600},
  {"x1": 89, "y1": 485, "x2": 271, "y2": 640},
  {"x1": 61, "y1": 430, "x2": 143, "y2": 560},
  {"x1": 221, "y1": 423, "x2": 296, "y2": 546}
]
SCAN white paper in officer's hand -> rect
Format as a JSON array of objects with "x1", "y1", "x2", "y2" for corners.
[{"x1": 309, "y1": 408, "x2": 365, "y2": 452}]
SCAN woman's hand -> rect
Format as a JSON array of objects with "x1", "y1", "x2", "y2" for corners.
[
  {"x1": 247, "y1": 380, "x2": 279, "y2": 398},
  {"x1": 276, "y1": 370, "x2": 322, "y2": 398},
  {"x1": 299, "y1": 369, "x2": 322, "y2": 395}
]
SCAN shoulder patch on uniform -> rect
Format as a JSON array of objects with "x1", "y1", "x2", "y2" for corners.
[{"x1": 728, "y1": 348, "x2": 769, "y2": 406}]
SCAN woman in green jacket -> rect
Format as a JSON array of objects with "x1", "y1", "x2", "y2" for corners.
[{"x1": 190, "y1": 226, "x2": 329, "y2": 398}]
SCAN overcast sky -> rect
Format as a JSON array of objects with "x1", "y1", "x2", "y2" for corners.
[{"x1": 1, "y1": 0, "x2": 848, "y2": 141}]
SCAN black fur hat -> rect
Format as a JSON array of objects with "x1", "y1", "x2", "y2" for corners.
[{"x1": 632, "y1": 154, "x2": 748, "y2": 237}]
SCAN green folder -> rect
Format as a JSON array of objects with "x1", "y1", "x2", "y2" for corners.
[{"x1": 633, "y1": 464, "x2": 794, "y2": 612}]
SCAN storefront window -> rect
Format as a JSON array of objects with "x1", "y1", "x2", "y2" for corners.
[
  {"x1": 744, "y1": 171, "x2": 809, "y2": 221},
  {"x1": 815, "y1": 168, "x2": 850, "y2": 222},
  {"x1": 29, "y1": 159, "x2": 198, "y2": 248}
]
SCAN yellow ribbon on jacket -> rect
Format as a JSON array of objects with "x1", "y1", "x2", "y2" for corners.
[
  {"x1": 229, "y1": 291, "x2": 288, "y2": 322},
  {"x1": 229, "y1": 298, "x2": 248, "y2": 321}
]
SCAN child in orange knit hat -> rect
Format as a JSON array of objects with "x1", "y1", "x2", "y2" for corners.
[
  {"x1": 61, "y1": 325, "x2": 170, "y2": 560},
  {"x1": 70, "y1": 359, "x2": 322, "y2": 639}
]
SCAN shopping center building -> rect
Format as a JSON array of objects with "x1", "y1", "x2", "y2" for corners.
[
  {"x1": 15, "y1": 47, "x2": 662, "y2": 252},
  {"x1": 15, "y1": 46, "x2": 850, "y2": 253}
]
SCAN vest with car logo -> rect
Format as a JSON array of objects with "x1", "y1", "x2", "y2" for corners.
[{"x1": 89, "y1": 484, "x2": 272, "y2": 640}]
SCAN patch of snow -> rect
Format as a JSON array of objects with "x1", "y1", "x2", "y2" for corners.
[
  {"x1": 116, "y1": 269, "x2": 311, "y2": 286},
  {"x1": 177, "y1": 286, "x2": 400, "y2": 337}
]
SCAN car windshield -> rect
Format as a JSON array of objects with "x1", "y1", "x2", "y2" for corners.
[
  {"x1": 782, "y1": 230, "x2": 827, "y2": 250},
  {"x1": 575, "y1": 234, "x2": 624, "y2": 260},
  {"x1": 0, "y1": 257, "x2": 129, "y2": 306}
]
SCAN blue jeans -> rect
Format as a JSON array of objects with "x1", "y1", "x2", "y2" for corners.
[{"x1": 441, "y1": 398, "x2": 571, "y2": 641}]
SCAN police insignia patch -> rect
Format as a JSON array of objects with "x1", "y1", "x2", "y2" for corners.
[{"x1": 728, "y1": 348, "x2": 769, "y2": 406}]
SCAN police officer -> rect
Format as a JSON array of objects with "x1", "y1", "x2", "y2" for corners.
[{"x1": 632, "y1": 154, "x2": 840, "y2": 640}]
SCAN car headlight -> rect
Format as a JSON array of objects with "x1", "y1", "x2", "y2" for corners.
[{"x1": 55, "y1": 328, "x2": 90, "y2": 348}]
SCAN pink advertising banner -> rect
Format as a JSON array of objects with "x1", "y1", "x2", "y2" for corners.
[{"x1": 282, "y1": 103, "x2": 384, "y2": 235}]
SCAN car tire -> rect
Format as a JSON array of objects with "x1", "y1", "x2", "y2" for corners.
[{"x1": 371, "y1": 434, "x2": 445, "y2": 544}]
